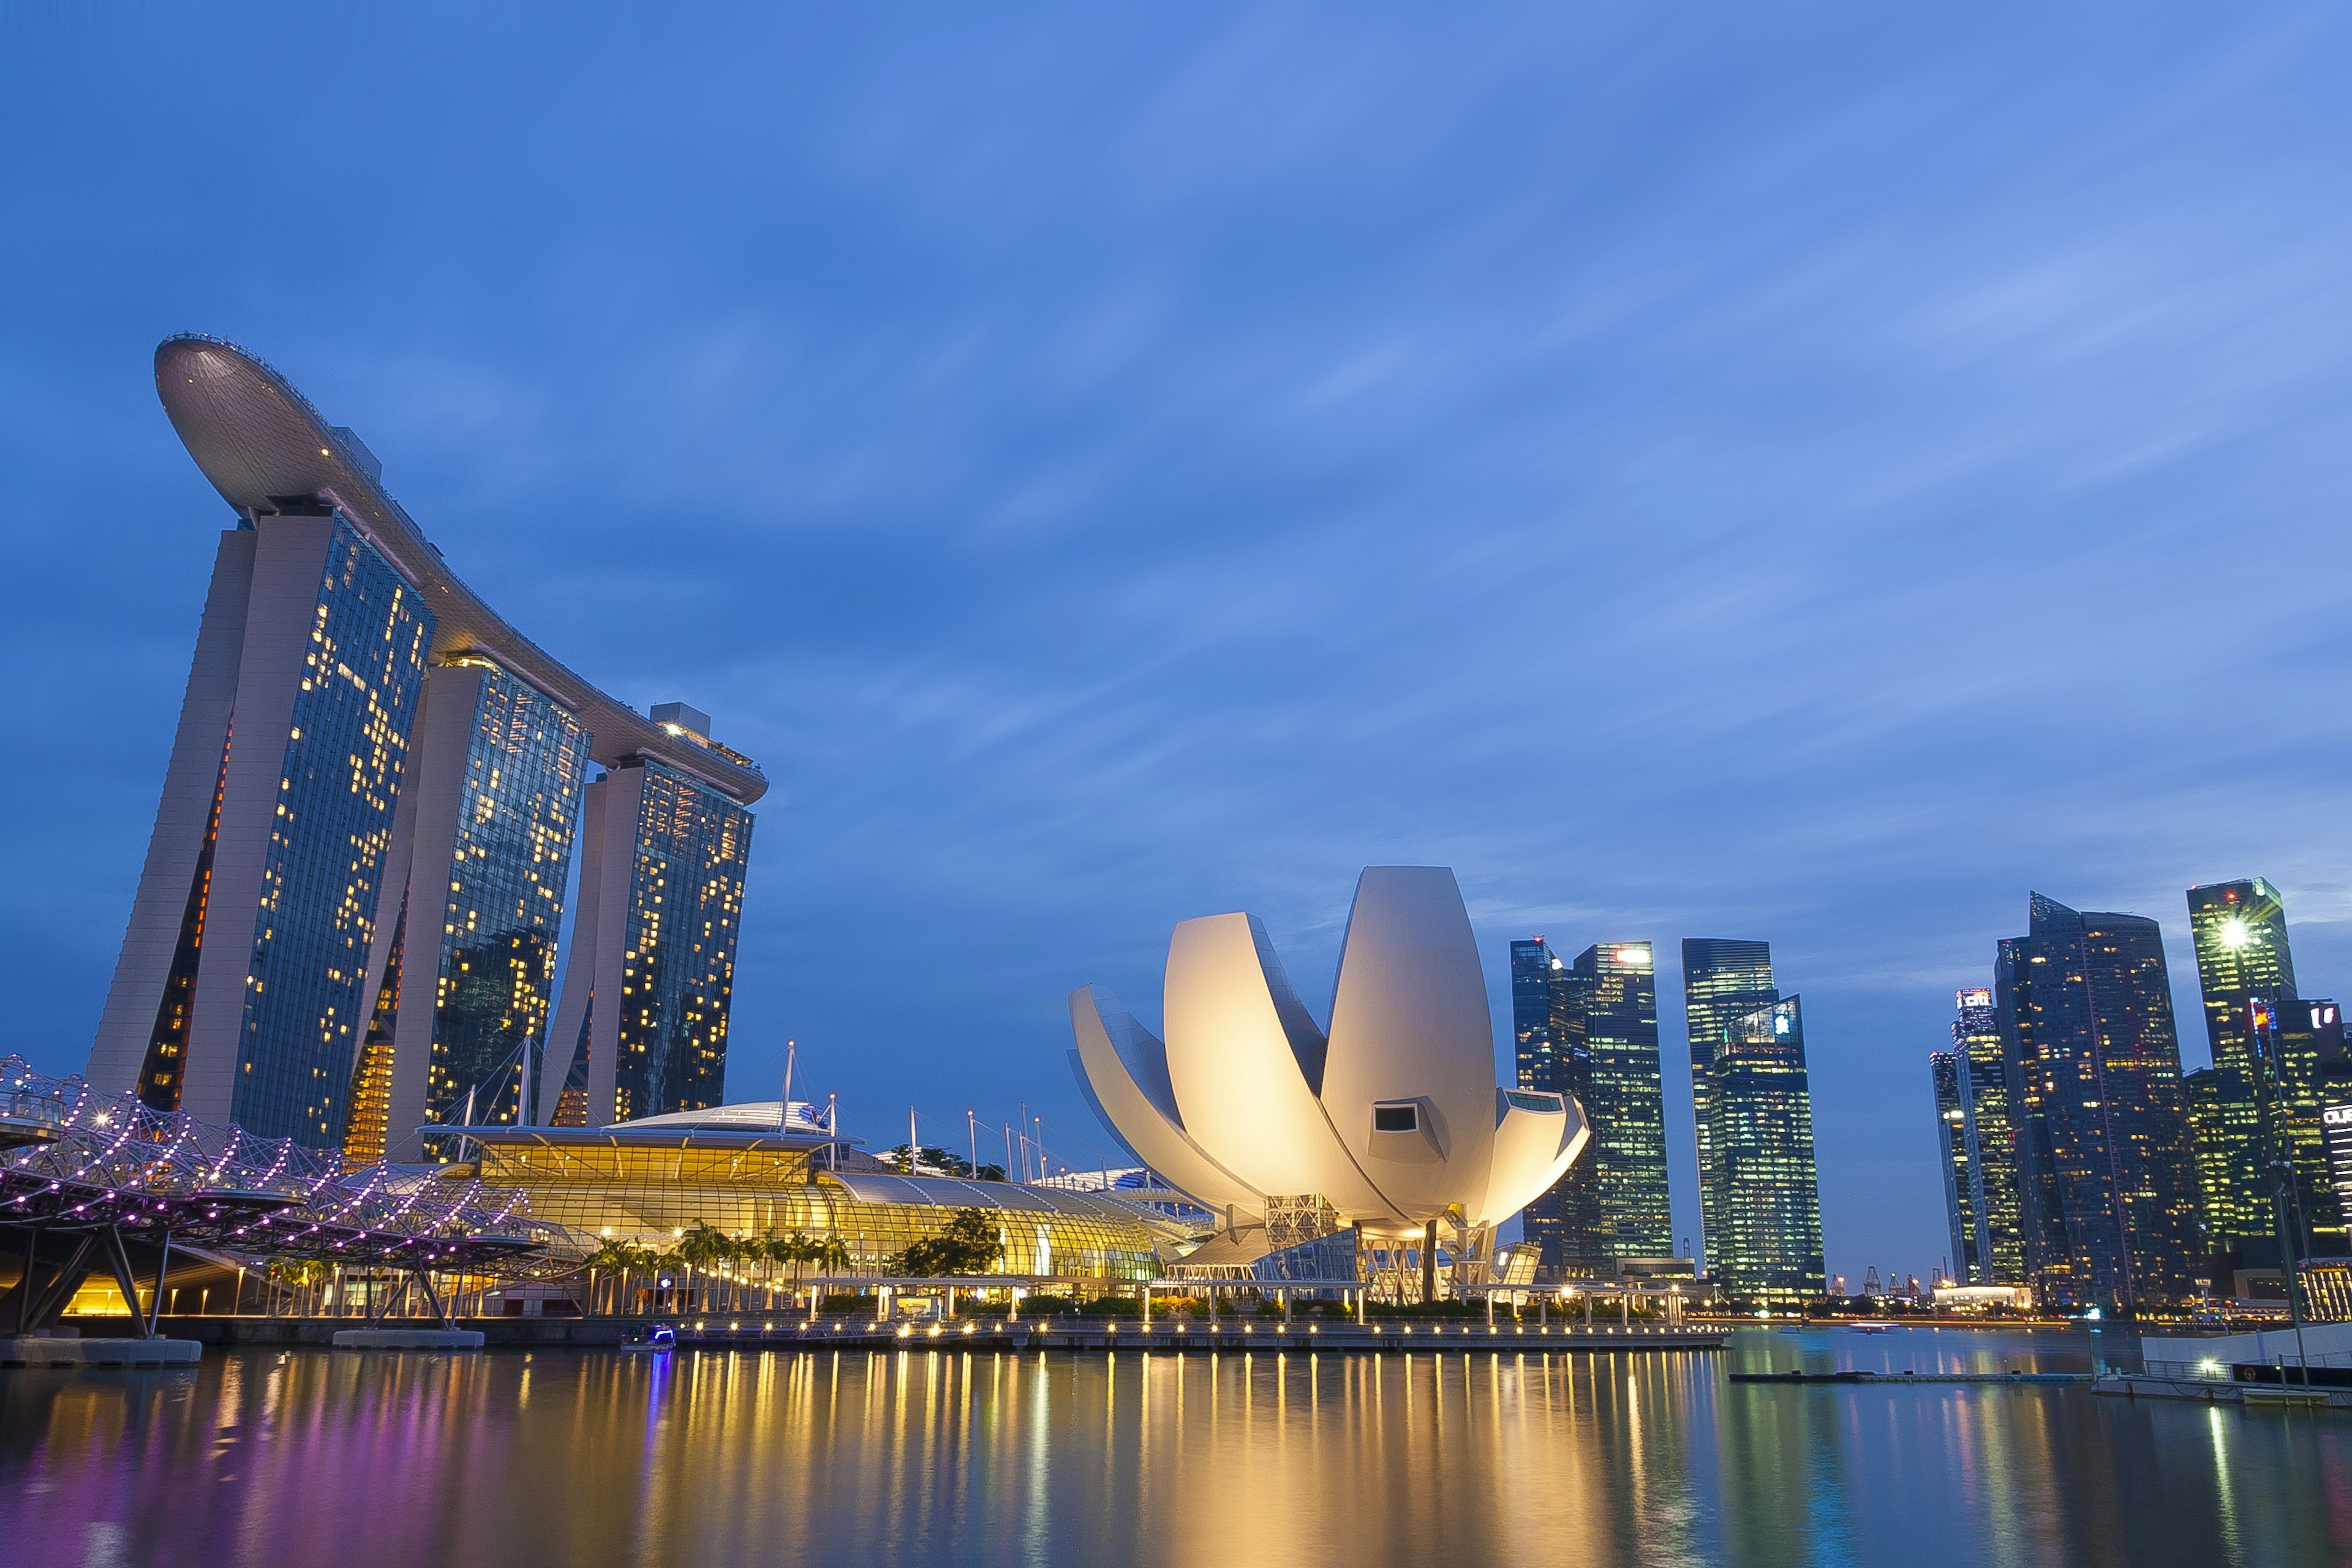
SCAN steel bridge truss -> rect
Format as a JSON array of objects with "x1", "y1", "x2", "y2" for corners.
[{"x1": 1, "y1": 1057, "x2": 585, "y2": 1336}]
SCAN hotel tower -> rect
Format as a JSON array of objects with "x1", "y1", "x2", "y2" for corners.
[{"x1": 87, "y1": 336, "x2": 766, "y2": 1158}]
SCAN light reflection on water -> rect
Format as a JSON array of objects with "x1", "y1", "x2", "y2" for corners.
[{"x1": 1, "y1": 1329, "x2": 2345, "y2": 1567}]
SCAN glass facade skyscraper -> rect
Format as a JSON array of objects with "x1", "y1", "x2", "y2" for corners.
[
  {"x1": 2185, "y1": 878, "x2": 2296, "y2": 1257},
  {"x1": 1512, "y1": 939, "x2": 1567, "y2": 1108},
  {"x1": 426, "y1": 668, "x2": 586, "y2": 1128},
  {"x1": 89, "y1": 336, "x2": 767, "y2": 1152},
  {"x1": 2248, "y1": 997, "x2": 2349, "y2": 1262},
  {"x1": 1932, "y1": 1049, "x2": 1979, "y2": 1283},
  {"x1": 540, "y1": 754, "x2": 755, "y2": 1128},
  {"x1": 339, "y1": 661, "x2": 592, "y2": 1163},
  {"x1": 2182, "y1": 1066, "x2": 2231, "y2": 1256},
  {"x1": 237, "y1": 522, "x2": 434, "y2": 1142},
  {"x1": 1509, "y1": 937, "x2": 1668, "y2": 1276},
  {"x1": 1998, "y1": 894, "x2": 2203, "y2": 1313},
  {"x1": 1951, "y1": 986, "x2": 2023, "y2": 1282},
  {"x1": 1709, "y1": 996, "x2": 1826, "y2": 1303},
  {"x1": 1682, "y1": 938, "x2": 1775, "y2": 1274},
  {"x1": 1511, "y1": 938, "x2": 1589, "y2": 1274},
  {"x1": 95, "y1": 512, "x2": 434, "y2": 1145}
]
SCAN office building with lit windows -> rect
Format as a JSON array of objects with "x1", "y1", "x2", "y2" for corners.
[
  {"x1": 1681, "y1": 938, "x2": 1776, "y2": 1276},
  {"x1": 1996, "y1": 894, "x2": 2203, "y2": 1313},
  {"x1": 2326, "y1": 1101, "x2": 2352, "y2": 1230},
  {"x1": 1932, "y1": 1049, "x2": 1978, "y2": 1283},
  {"x1": 1512, "y1": 940, "x2": 1670, "y2": 1276},
  {"x1": 537, "y1": 733, "x2": 755, "y2": 1130},
  {"x1": 1951, "y1": 986, "x2": 2024, "y2": 1282},
  {"x1": 348, "y1": 662, "x2": 593, "y2": 1163},
  {"x1": 1708, "y1": 996, "x2": 1826, "y2": 1303},
  {"x1": 2183, "y1": 1065, "x2": 2232, "y2": 1254},
  {"x1": 87, "y1": 336, "x2": 766, "y2": 1154},
  {"x1": 2249, "y1": 995, "x2": 2348, "y2": 1259},
  {"x1": 2185, "y1": 878, "x2": 2297, "y2": 1259},
  {"x1": 1511, "y1": 938, "x2": 1591, "y2": 1273}
]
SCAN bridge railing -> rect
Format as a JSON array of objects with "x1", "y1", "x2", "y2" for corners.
[{"x1": 0, "y1": 1056, "x2": 590, "y2": 1275}]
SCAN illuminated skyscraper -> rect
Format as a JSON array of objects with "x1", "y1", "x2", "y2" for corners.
[
  {"x1": 1511, "y1": 938, "x2": 1668, "y2": 1275},
  {"x1": 1998, "y1": 894, "x2": 2203, "y2": 1313},
  {"x1": 89, "y1": 512, "x2": 431, "y2": 1144},
  {"x1": 2185, "y1": 879, "x2": 2296, "y2": 1256},
  {"x1": 1511, "y1": 939, "x2": 1569, "y2": 1105},
  {"x1": 2183, "y1": 1066, "x2": 2231, "y2": 1253},
  {"x1": 1709, "y1": 996, "x2": 1826, "y2": 1303},
  {"x1": 1932, "y1": 1049, "x2": 1978, "y2": 1282},
  {"x1": 1951, "y1": 986, "x2": 2024, "y2": 1281},
  {"x1": 1510, "y1": 938, "x2": 1589, "y2": 1272},
  {"x1": 342, "y1": 662, "x2": 592, "y2": 1162},
  {"x1": 538, "y1": 732, "x2": 755, "y2": 1129},
  {"x1": 2250, "y1": 997, "x2": 2349, "y2": 1260},
  {"x1": 88, "y1": 336, "x2": 766, "y2": 1152},
  {"x1": 1682, "y1": 938, "x2": 1775, "y2": 1273},
  {"x1": 1569, "y1": 941, "x2": 1672, "y2": 1269},
  {"x1": 2326, "y1": 1099, "x2": 2352, "y2": 1227}
]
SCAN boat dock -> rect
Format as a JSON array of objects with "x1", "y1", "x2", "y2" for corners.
[{"x1": 1732, "y1": 1368, "x2": 2090, "y2": 1385}]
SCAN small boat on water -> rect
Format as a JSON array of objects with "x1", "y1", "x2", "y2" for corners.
[
  {"x1": 621, "y1": 1324, "x2": 677, "y2": 1353},
  {"x1": 1851, "y1": 1322, "x2": 1895, "y2": 1334}
]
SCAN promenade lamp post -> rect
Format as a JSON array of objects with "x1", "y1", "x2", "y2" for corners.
[{"x1": 2253, "y1": 1001, "x2": 2313, "y2": 1387}]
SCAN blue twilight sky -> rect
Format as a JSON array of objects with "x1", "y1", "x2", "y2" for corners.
[{"x1": 5, "y1": 4, "x2": 2350, "y2": 1283}]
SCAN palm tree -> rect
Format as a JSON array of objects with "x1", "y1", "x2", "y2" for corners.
[
  {"x1": 676, "y1": 1221, "x2": 738, "y2": 1311},
  {"x1": 584, "y1": 1238, "x2": 636, "y2": 1316}
]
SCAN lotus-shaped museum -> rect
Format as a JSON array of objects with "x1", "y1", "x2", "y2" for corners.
[{"x1": 1069, "y1": 867, "x2": 1589, "y2": 1256}]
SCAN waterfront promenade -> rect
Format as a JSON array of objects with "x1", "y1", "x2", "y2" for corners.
[{"x1": 47, "y1": 1313, "x2": 1728, "y2": 1355}]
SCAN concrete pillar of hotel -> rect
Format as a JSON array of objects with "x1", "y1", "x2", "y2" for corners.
[
  {"x1": 537, "y1": 777, "x2": 607, "y2": 1122},
  {"x1": 87, "y1": 528, "x2": 256, "y2": 1099},
  {"x1": 581, "y1": 766, "x2": 645, "y2": 1126},
  {"x1": 377, "y1": 665, "x2": 488, "y2": 1162},
  {"x1": 347, "y1": 715, "x2": 425, "y2": 1148},
  {"x1": 541, "y1": 765, "x2": 642, "y2": 1127},
  {"x1": 181, "y1": 518, "x2": 340, "y2": 1126}
]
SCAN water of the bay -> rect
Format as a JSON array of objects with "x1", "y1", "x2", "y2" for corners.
[{"x1": 2, "y1": 1326, "x2": 2344, "y2": 1567}]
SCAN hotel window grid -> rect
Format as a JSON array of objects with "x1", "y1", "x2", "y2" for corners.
[
  {"x1": 235, "y1": 521, "x2": 432, "y2": 1143},
  {"x1": 614, "y1": 760, "x2": 754, "y2": 1123},
  {"x1": 421, "y1": 668, "x2": 589, "y2": 1142}
]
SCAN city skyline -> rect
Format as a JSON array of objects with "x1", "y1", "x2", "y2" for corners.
[{"x1": 9, "y1": 8, "x2": 2352, "y2": 1287}]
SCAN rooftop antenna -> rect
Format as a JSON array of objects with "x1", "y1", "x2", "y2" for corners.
[
  {"x1": 780, "y1": 1038, "x2": 796, "y2": 1135},
  {"x1": 456, "y1": 1083, "x2": 477, "y2": 1164},
  {"x1": 827, "y1": 1092, "x2": 839, "y2": 1170},
  {"x1": 908, "y1": 1105, "x2": 919, "y2": 1175}
]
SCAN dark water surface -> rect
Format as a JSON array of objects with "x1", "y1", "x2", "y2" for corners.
[{"x1": 1, "y1": 1328, "x2": 2344, "y2": 1566}]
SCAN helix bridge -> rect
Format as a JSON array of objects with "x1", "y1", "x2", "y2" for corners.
[{"x1": 1, "y1": 1056, "x2": 585, "y2": 1337}]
